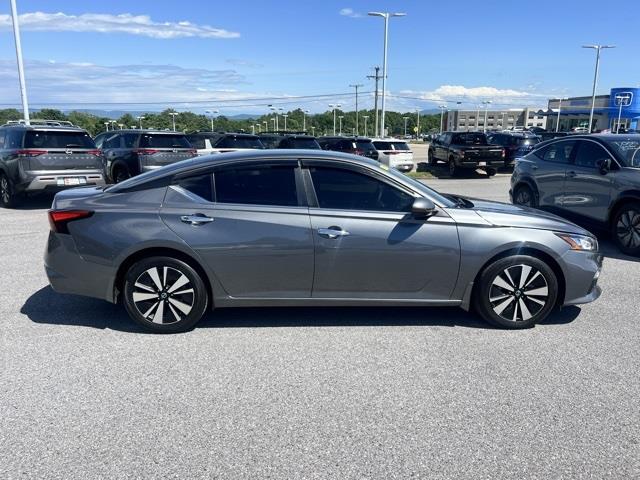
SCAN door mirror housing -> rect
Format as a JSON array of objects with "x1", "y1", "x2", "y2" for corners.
[
  {"x1": 412, "y1": 197, "x2": 436, "y2": 217},
  {"x1": 598, "y1": 157, "x2": 612, "y2": 175}
]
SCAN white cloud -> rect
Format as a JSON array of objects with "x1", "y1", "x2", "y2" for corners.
[
  {"x1": 0, "y1": 12, "x2": 240, "y2": 39},
  {"x1": 398, "y1": 85, "x2": 547, "y2": 107},
  {"x1": 339, "y1": 8, "x2": 361, "y2": 18}
]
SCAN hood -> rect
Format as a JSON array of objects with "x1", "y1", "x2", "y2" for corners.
[{"x1": 463, "y1": 197, "x2": 591, "y2": 236}]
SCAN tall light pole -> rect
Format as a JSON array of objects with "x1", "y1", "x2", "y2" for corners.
[
  {"x1": 482, "y1": 100, "x2": 492, "y2": 132},
  {"x1": 10, "y1": 0, "x2": 30, "y2": 124},
  {"x1": 476, "y1": 104, "x2": 481, "y2": 130},
  {"x1": 137, "y1": 116, "x2": 145, "y2": 129},
  {"x1": 415, "y1": 108, "x2": 420, "y2": 139},
  {"x1": 438, "y1": 105, "x2": 447, "y2": 133},
  {"x1": 303, "y1": 109, "x2": 310, "y2": 131},
  {"x1": 256, "y1": 123, "x2": 261, "y2": 133},
  {"x1": 282, "y1": 114, "x2": 288, "y2": 132},
  {"x1": 556, "y1": 99, "x2": 563, "y2": 132},
  {"x1": 582, "y1": 44, "x2": 615, "y2": 133},
  {"x1": 104, "y1": 121, "x2": 110, "y2": 132},
  {"x1": 310, "y1": 126, "x2": 315, "y2": 136},
  {"x1": 403, "y1": 116, "x2": 409, "y2": 137},
  {"x1": 338, "y1": 116, "x2": 344, "y2": 136},
  {"x1": 271, "y1": 117, "x2": 276, "y2": 130},
  {"x1": 368, "y1": 11, "x2": 406, "y2": 138},
  {"x1": 169, "y1": 112, "x2": 178, "y2": 131},
  {"x1": 205, "y1": 109, "x2": 219, "y2": 131},
  {"x1": 362, "y1": 115, "x2": 369, "y2": 137},
  {"x1": 110, "y1": 120, "x2": 117, "y2": 131},
  {"x1": 350, "y1": 83, "x2": 364, "y2": 135},
  {"x1": 262, "y1": 120, "x2": 267, "y2": 131},
  {"x1": 329, "y1": 104, "x2": 341, "y2": 135}
]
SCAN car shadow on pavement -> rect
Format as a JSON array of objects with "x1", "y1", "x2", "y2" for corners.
[
  {"x1": 596, "y1": 237, "x2": 640, "y2": 263},
  {"x1": 9, "y1": 193, "x2": 54, "y2": 210},
  {"x1": 22, "y1": 286, "x2": 581, "y2": 333},
  {"x1": 417, "y1": 162, "x2": 492, "y2": 179}
]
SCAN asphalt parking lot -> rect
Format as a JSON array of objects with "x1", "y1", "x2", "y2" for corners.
[{"x1": 1, "y1": 176, "x2": 639, "y2": 479}]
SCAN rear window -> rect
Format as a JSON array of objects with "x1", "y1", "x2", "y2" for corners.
[
  {"x1": 512, "y1": 137, "x2": 540, "y2": 147},
  {"x1": 259, "y1": 136, "x2": 281, "y2": 148},
  {"x1": 287, "y1": 138, "x2": 320, "y2": 149},
  {"x1": 217, "y1": 136, "x2": 264, "y2": 149},
  {"x1": 186, "y1": 135, "x2": 206, "y2": 149},
  {"x1": 452, "y1": 133, "x2": 488, "y2": 145},
  {"x1": 140, "y1": 134, "x2": 191, "y2": 149},
  {"x1": 355, "y1": 140, "x2": 376, "y2": 152},
  {"x1": 24, "y1": 130, "x2": 95, "y2": 149}
]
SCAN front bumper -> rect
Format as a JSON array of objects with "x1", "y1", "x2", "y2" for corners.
[
  {"x1": 20, "y1": 170, "x2": 106, "y2": 192},
  {"x1": 561, "y1": 250, "x2": 603, "y2": 307}
]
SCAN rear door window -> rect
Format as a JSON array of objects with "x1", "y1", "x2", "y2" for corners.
[
  {"x1": 538, "y1": 140, "x2": 575, "y2": 164},
  {"x1": 140, "y1": 134, "x2": 190, "y2": 149},
  {"x1": 122, "y1": 133, "x2": 138, "y2": 148},
  {"x1": 573, "y1": 140, "x2": 611, "y2": 169},
  {"x1": 103, "y1": 134, "x2": 121, "y2": 149},
  {"x1": 0, "y1": 131, "x2": 5, "y2": 149},
  {"x1": 217, "y1": 136, "x2": 264, "y2": 149},
  {"x1": 214, "y1": 164, "x2": 298, "y2": 206},
  {"x1": 24, "y1": 130, "x2": 95, "y2": 149}
]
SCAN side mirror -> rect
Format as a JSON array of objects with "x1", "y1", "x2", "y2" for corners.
[
  {"x1": 412, "y1": 197, "x2": 436, "y2": 217},
  {"x1": 598, "y1": 158, "x2": 612, "y2": 175}
]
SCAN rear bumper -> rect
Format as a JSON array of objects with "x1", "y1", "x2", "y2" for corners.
[
  {"x1": 392, "y1": 163, "x2": 414, "y2": 172},
  {"x1": 20, "y1": 169, "x2": 106, "y2": 192},
  {"x1": 459, "y1": 160, "x2": 503, "y2": 168}
]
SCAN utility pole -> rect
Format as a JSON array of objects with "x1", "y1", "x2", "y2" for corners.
[
  {"x1": 349, "y1": 83, "x2": 364, "y2": 135},
  {"x1": 10, "y1": 0, "x2": 30, "y2": 124},
  {"x1": 367, "y1": 66, "x2": 381, "y2": 137},
  {"x1": 415, "y1": 108, "x2": 420, "y2": 139},
  {"x1": 403, "y1": 116, "x2": 409, "y2": 137}
]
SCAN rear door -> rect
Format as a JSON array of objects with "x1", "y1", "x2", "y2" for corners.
[
  {"x1": 532, "y1": 139, "x2": 576, "y2": 208},
  {"x1": 303, "y1": 161, "x2": 460, "y2": 300},
  {"x1": 563, "y1": 139, "x2": 614, "y2": 222},
  {"x1": 161, "y1": 160, "x2": 314, "y2": 298}
]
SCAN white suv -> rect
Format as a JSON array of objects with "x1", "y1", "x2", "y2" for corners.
[{"x1": 372, "y1": 138, "x2": 414, "y2": 172}]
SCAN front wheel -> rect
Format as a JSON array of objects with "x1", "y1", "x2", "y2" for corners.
[
  {"x1": 123, "y1": 256, "x2": 209, "y2": 333},
  {"x1": 448, "y1": 158, "x2": 458, "y2": 177},
  {"x1": 513, "y1": 184, "x2": 537, "y2": 208},
  {"x1": 474, "y1": 255, "x2": 558, "y2": 329},
  {"x1": 612, "y1": 201, "x2": 640, "y2": 256}
]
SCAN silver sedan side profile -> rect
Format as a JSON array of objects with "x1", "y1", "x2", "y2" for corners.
[{"x1": 45, "y1": 150, "x2": 602, "y2": 333}]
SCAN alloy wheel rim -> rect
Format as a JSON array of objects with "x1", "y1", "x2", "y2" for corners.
[
  {"x1": 132, "y1": 266, "x2": 195, "y2": 325},
  {"x1": 515, "y1": 189, "x2": 531, "y2": 206},
  {"x1": 1, "y1": 177, "x2": 9, "y2": 203},
  {"x1": 616, "y1": 209, "x2": 640, "y2": 248},
  {"x1": 489, "y1": 264, "x2": 549, "y2": 322}
]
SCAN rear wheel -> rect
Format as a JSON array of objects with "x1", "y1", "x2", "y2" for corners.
[
  {"x1": 612, "y1": 201, "x2": 640, "y2": 256},
  {"x1": 448, "y1": 158, "x2": 458, "y2": 177},
  {"x1": 513, "y1": 184, "x2": 537, "y2": 208},
  {"x1": 486, "y1": 167, "x2": 497, "y2": 177},
  {"x1": 474, "y1": 255, "x2": 558, "y2": 329},
  {"x1": 0, "y1": 173, "x2": 18, "y2": 208},
  {"x1": 113, "y1": 166, "x2": 131, "y2": 184},
  {"x1": 123, "y1": 256, "x2": 209, "y2": 333}
]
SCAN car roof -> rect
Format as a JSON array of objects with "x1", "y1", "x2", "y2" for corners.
[
  {"x1": 106, "y1": 129, "x2": 188, "y2": 135},
  {"x1": 0, "y1": 124, "x2": 87, "y2": 132},
  {"x1": 107, "y1": 149, "x2": 380, "y2": 193},
  {"x1": 318, "y1": 136, "x2": 372, "y2": 141},
  {"x1": 371, "y1": 138, "x2": 408, "y2": 142}
]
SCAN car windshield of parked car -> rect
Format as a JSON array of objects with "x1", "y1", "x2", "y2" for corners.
[
  {"x1": 140, "y1": 134, "x2": 191, "y2": 149},
  {"x1": 24, "y1": 130, "x2": 95, "y2": 148},
  {"x1": 605, "y1": 138, "x2": 640, "y2": 167},
  {"x1": 287, "y1": 138, "x2": 321, "y2": 149},
  {"x1": 218, "y1": 137, "x2": 264, "y2": 149},
  {"x1": 453, "y1": 133, "x2": 488, "y2": 145}
]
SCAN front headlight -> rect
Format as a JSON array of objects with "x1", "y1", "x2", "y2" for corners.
[{"x1": 555, "y1": 233, "x2": 598, "y2": 251}]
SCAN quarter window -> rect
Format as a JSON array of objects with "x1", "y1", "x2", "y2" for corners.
[
  {"x1": 538, "y1": 141, "x2": 575, "y2": 164},
  {"x1": 215, "y1": 164, "x2": 298, "y2": 206},
  {"x1": 309, "y1": 166, "x2": 414, "y2": 212}
]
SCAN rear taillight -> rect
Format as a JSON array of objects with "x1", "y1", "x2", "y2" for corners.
[
  {"x1": 48, "y1": 210, "x2": 93, "y2": 234},
  {"x1": 87, "y1": 149, "x2": 102, "y2": 157},
  {"x1": 16, "y1": 149, "x2": 47, "y2": 157},
  {"x1": 354, "y1": 149, "x2": 364, "y2": 156},
  {"x1": 134, "y1": 148, "x2": 160, "y2": 155}
]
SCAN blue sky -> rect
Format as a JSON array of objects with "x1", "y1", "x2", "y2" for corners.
[{"x1": 0, "y1": 0, "x2": 637, "y2": 114}]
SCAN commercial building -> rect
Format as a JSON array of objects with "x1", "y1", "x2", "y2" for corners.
[
  {"x1": 544, "y1": 88, "x2": 640, "y2": 132},
  {"x1": 445, "y1": 107, "x2": 546, "y2": 132}
]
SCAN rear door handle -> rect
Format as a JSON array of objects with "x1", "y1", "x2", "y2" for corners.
[
  {"x1": 318, "y1": 227, "x2": 350, "y2": 239},
  {"x1": 180, "y1": 214, "x2": 214, "y2": 225}
]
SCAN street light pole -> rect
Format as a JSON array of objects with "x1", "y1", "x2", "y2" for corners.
[
  {"x1": 582, "y1": 44, "x2": 615, "y2": 133},
  {"x1": 415, "y1": 108, "x2": 420, "y2": 139},
  {"x1": 403, "y1": 116, "x2": 409, "y2": 137},
  {"x1": 362, "y1": 116, "x2": 369, "y2": 137},
  {"x1": 104, "y1": 121, "x2": 109, "y2": 132},
  {"x1": 482, "y1": 101, "x2": 492, "y2": 132},
  {"x1": 349, "y1": 83, "x2": 364, "y2": 135},
  {"x1": 556, "y1": 98, "x2": 563, "y2": 132},
  {"x1": 303, "y1": 109, "x2": 309, "y2": 131},
  {"x1": 282, "y1": 114, "x2": 288, "y2": 132},
  {"x1": 169, "y1": 112, "x2": 178, "y2": 131},
  {"x1": 329, "y1": 104, "x2": 341, "y2": 135},
  {"x1": 368, "y1": 12, "x2": 406, "y2": 138},
  {"x1": 439, "y1": 105, "x2": 446, "y2": 133},
  {"x1": 338, "y1": 116, "x2": 344, "y2": 136},
  {"x1": 10, "y1": 0, "x2": 30, "y2": 124}
]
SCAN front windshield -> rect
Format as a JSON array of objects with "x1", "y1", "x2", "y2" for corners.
[
  {"x1": 384, "y1": 166, "x2": 456, "y2": 208},
  {"x1": 605, "y1": 137, "x2": 640, "y2": 167}
]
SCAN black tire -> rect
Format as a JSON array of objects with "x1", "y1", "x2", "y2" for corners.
[
  {"x1": 427, "y1": 148, "x2": 434, "y2": 165},
  {"x1": 513, "y1": 184, "x2": 537, "y2": 208},
  {"x1": 486, "y1": 167, "x2": 497, "y2": 177},
  {"x1": 611, "y1": 201, "x2": 640, "y2": 256},
  {"x1": 123, "y1": 256, "x2": 209, "y2": 333},
  {"x1": 448, "y1": 157, "x2": 458, "y2": 177},
  {"x1": 473, "y1": 255, "x2": 558, "y2": 329},
  {"x1": 0, "y1": 172, "x2": 19, "y2": 208},
  {"x1": 113, "y1": 166, "x2": 131, "y2": 184}
]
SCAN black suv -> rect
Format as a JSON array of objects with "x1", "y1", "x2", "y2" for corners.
[
  {"x1": 487, "y1": 131, "x2": 540, "y2": 168},
  {"x1": 95, "y1": 130, "x2": 196, "y2": 183},
  {"x1": 317, "y1": 136, "x2": 378, "y2": 160},
  {"x1": 259, "y1": 133, "x2": 321, "y2": 149},
  {"x1": 0, "y1": 120, "x2": 105, "y2": 207}
]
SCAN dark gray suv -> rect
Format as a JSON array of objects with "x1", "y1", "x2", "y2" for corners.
[
  {"x1": 511, "y1": 134, "x2": 640, "y2": 255},
  {"x1": 0, "y1": 121, "x2": 105, "y2": 207}
]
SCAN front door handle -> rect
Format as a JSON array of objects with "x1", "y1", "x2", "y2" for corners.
[
  {"x1": 180, "y1": 214, "x2": 214, "y2": 225},
  {"x1": 566, "y1": 171, "x2": 577, "y2": 178},
  {"x1": 318, "y1": 227, "x2": 350, "y2": 239}
]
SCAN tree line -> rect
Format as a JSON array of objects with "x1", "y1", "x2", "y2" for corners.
[{"x1": 0, "y1": 107, "x2": 442, "y2": 138}]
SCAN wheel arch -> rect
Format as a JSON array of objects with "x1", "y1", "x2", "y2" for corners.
[
  {"x1": 608, "y1": 192, "x2": 640, "y2": 226},
  {"x1": 513, "y1": 178, "x2": 539, "y2": 203},
  {"x1": 470, "y1": 246, "x2": 566, "y2": 308},
  {"x1": 114, "y1": 246, "x2": 214, "y2": 308}
]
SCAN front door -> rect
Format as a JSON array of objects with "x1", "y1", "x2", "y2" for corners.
[
  {"x1": 303, "y1": 162, "x2": 460, "y2": 300},
  {"x1": 532, "y1": 139, "x2": 576, "y2": 208},
  {"x1": 563, "y1": 139, "x2": 614, "y2": 223},
  {"x1": 161, "y1": 161, "x2": 314, "y2": 298}
]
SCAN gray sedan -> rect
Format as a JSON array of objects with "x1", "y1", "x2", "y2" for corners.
[{"x1": 45, "y1": 150, "x2": 602, "y2": 333}]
